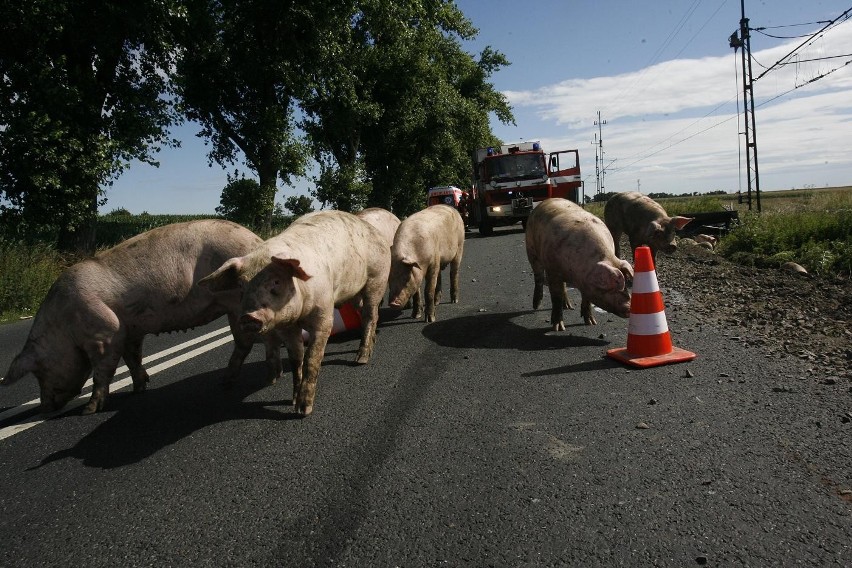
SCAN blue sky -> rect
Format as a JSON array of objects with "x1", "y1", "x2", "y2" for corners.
[{"x1": 105, "y1": 0, "x2": 852, "y2": 214}]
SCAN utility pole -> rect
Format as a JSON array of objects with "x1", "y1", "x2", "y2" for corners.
[
  {"x1": 729, "y1": 0, "x2": 761, "y2": 211},
  {"x1": 593, "y1": 111, "x2": 607, "y2": 195},
  {"x1": 637, "y1": 179, "x2": 640, "y2": 194}
]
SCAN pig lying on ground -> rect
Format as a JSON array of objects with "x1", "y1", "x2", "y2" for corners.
[
  {"x1": 603, "y1": 191, "x2": 692, "y2": 263},
  {"x1": 1, "y1": 220, "x2": 280, "y2": 414},
  {"x1": 526, "y1": 198, "x2": 633, "y2": 328},
  {"x1": 198, "y1": 210, "x2": 391, "y2": 417},
  {"x1": 356, "y1": 207, "x2": 401, "y2": 248},
  {"x1": 388, "y1": 204, "x2": 465, "y2": 322}
]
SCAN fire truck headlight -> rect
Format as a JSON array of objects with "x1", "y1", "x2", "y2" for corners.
[{"x1": 491, "y1": 206, "x2": 502, "y2": 213}]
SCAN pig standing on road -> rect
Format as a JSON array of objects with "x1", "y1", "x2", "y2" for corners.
[
  {"x1": 526, "y1": 198, "x2": 633, "y2": 328},
  {"x1": 355, "y1": 207, "x2": 401, "y2": 249},
  {"x1": 198, "y1": 210, "x2": 391, "y2": 417},
  {"x1": 603, "y1": 191, "x2": 692, "y2": 263},
  {"x1": 388, "y1": 204, "x2": 465, "y2": 322},
  {"x1": 1, "y1": 220, "x2": 281, "y2": 414}
]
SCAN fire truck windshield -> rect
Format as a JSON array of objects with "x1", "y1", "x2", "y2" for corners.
[{"x1": 485, "y1": 153, "x2": 545, "y2": 182}]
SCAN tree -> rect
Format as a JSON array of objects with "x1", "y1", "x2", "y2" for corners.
[
  {"x1": 0, "y1": 0, "x2": 180, "y2": 252},
  {"x1": 283, "y1": 195, "x2": 315, "y2": 217},
  {"x1": 177, "y1": 0, "x2": 332, "y2": 233},
  {"x1": 301, "y1": 1, "x2": 514, "y2": 216},
  {"x1": 215, "y1": 177, "x2": 267, "y2": 227}
]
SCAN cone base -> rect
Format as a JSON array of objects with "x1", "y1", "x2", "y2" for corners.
[{"x1": 606, "y1": 345, "x2": 697, "y2": 368}]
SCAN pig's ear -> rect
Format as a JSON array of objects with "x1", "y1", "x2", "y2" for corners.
[
  {"x1": 671, "y1": 216, "x2": 692, "y2": 230},
  {"x1": 1, "y1": 348, "x2": 37, "y2": 385},
  {"x1": 592, "y1": 262, "x2": 626, "y2": 291},
  {"x1": 619, "y1": 260, "x2": 635, "y2": 287},
  {"x1": 647, "y1": 220, "x2": 664, "y2": 239},
  {"x1": 198, "y1": 258, "x2": 244, "y2": 292},
  {"x1": 270, "y1": 256, "x2": 312, "y2": 281}
]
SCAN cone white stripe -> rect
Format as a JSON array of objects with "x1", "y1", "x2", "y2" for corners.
[
  {"x1": 627, "y1": 311, "x2": 670, "y2": 335},
  {"x1": 331, "y1": 309, "x2": 346, "y2": 334},
  {"x1": 632, "y1": 271, "x2": 660, "y2": 294}
]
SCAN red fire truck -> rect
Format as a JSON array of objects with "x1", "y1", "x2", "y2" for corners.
[{"x1": 470, "y1": 141, "x2": 581, "y2": 236}]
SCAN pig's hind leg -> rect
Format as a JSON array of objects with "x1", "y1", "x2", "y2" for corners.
[
  {"x1": 81, "y1": 307, "x2": 123, "y2": 414},
  {"x1": 82, "y1": 339, "x2": 124, "y2": 414},
  {"x1": 546, "y1": 272, "x2": 567, "y2": 332},
  {"x1": 424, "y1": 264, "x2": 441, "y2": 322},
  {"x1": 449, "y1": 249, "x2": 462, "y2": 303},
  {"x1": 124, "y1": 335, "x2": 149, "y2": 393},
  {"x1": 355, "y1": 289, "x2": 382, "y2": 365}
]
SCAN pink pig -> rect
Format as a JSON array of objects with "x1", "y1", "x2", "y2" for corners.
[
  {"x1": 603, "y1": 191, "x2": 692, "y2": 262},
  {"x1": 1, "y1": 220, "x2": 281, "y2": 414},
  {"x1": 355, "y1": 207, "x2": 401, "y2": 249},
  {"x1": 198, "y1": 210, "x2": 391, "y2": 417},
  {"x1": 387, "y1": 204, "x2": 465, "y2": 322},
  {"x1": 525, "y1": 198, "x2": 633, "y2": 328}
]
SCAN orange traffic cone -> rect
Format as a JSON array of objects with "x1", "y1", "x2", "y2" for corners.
[
  {"x1": 607, "y1": 246, "x2": 696, "y2": 368},
  {"x1": 302, "y1": 302, "x2": 362, "y2": 342}
]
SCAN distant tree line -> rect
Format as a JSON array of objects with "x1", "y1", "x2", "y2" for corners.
[
  {"x1": 0, "y1": 0, "x2": 513, "y2": 252},
  {"x1": 589, "y1": 189, "x2": 730, "y2": 203}
]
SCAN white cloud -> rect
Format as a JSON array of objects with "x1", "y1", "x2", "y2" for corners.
[{"x1": 498, "y1": 20, "x2": 852, "y2": 194}]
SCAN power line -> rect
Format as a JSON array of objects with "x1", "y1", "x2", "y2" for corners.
[{"x1": 754, "y1": 6, "x2": 852, "y2": 82}]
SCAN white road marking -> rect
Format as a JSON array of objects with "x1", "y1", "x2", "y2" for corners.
[{"x1": 0, "y1": 326, "x2": 234, "y2": 441}]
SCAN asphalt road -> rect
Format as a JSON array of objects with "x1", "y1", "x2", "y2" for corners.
[{"x1": 1, "y1": 226, "x2": 849, "y2": 567}]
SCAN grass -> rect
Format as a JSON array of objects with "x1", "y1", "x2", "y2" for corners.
[{"x1": 0, "y1": 239, "x2": 66, "y2": 323}]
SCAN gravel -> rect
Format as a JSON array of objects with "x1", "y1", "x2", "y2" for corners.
[{"x1": 652, "y1": 240, "x2": 852, "y2": 383}]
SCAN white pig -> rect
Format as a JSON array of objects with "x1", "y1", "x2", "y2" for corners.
[
  {"x1": 603, "y1": 191, "x2": 692, "y2": 263},
  {"x1": 387, "y1": 204, "x2": 465, "y2": 322},
  {"x1": 1, "y1": 220, "x2": 281, "y2": 414},
  {"x1": 525, "y1": 198, "x2": 633, "y2": 328},
  {"x1": 355, "y1": 207, "x2": 401, "y2": 249},
  {"x1": 197, "y1": 210, "x2": 391, "y2": 417}
]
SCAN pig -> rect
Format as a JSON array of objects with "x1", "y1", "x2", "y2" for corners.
[
  {"x1": 197, "y1": 210, "x2": 391, "y2": 417},
  {"x1": 1, "y1": 220, "x2": 281, "y2": 415},
  {"x1": 603, "y1": 191, "x2": 692, "y2": 263},
  {"x1": 694, "y1": 233, "x2": 717, "y2": 248},
  {"x1": 525, "y1": 198, "x2": 633, "y2": 328},
  {"x1": 355, "y1": 207, "x2": 401, "y2": 249},
  {"x1": 387, "y1": 204, "x2": 465, "y2": 322}
]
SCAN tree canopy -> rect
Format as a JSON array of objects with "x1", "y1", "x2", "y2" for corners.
[
  {"x1": 1, "y1": 0, "x2": 514, "y2": 246},
  {"x1": 0, "y1": 0, "x2": 180, "y2": 251}
]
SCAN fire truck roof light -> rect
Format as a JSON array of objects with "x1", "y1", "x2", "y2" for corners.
[
  {"x1": 532, "y1": 142, "x2": 540, "y2": 151},
  {"x1": 486, "y1": 147, "x2": 495, "y2": 155}
]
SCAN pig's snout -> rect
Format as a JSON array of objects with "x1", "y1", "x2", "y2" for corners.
[
  {"x1": 388, "y1": 298, "x2": 404, "y2": 310},
  {"x1": 239, "y1": 313, "x2": 263, "y2": 333}
]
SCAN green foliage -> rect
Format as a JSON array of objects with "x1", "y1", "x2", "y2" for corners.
[
  {"x1": 0, "y1": 239, "x2": 65, "y2": 322},
  {"x1": 301, "y1": 0, "x2": 513, "y2": 216},
  {"x1": 177, "y1": 0, "x2": 313, "y2": 233},
  {"x1": 0, "y1": 0, "x2": 181, "y2": 253},
  {"x1": 718, "y1": 199, "x2": 852, "y2": 276},
  {"x1": 215, "y1": 178, "x2": 267, "y2": 227},
  {"x1": 284, "y1": 195, "x2": 316, "y2": 217}
]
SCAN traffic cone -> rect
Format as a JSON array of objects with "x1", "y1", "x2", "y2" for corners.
[
  {"x1": 607, "y1": 246, "x2": 696, "y2": 368},
  {"x1": 302, "y1": 302, "x2": 362, "y2": 342}
]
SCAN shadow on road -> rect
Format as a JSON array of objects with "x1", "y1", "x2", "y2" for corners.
[
  {"x1": 31, "y1": 361, "x2": 300, "y2": 470},
  {"x1": 422, "y1": 310, "x2": 611, "y2": 351}
]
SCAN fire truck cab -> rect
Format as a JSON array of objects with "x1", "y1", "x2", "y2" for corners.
[{"x1": 470, "y1": 141, "x2": 581, "y2": 236}]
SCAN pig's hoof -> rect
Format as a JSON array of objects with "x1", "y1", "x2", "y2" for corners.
[
  {"x1": 355, "y1": 353, "x2": 370, "y2": 365},
  {"x1": 294, "y1": 403, "x2": 313, "y2": 417},
  {"x1": 82, "y1": 399, "x2": 101, "y2": 415},
  {"x1": 552, "y1": 322, "x2": 566, "y2": 332}
]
